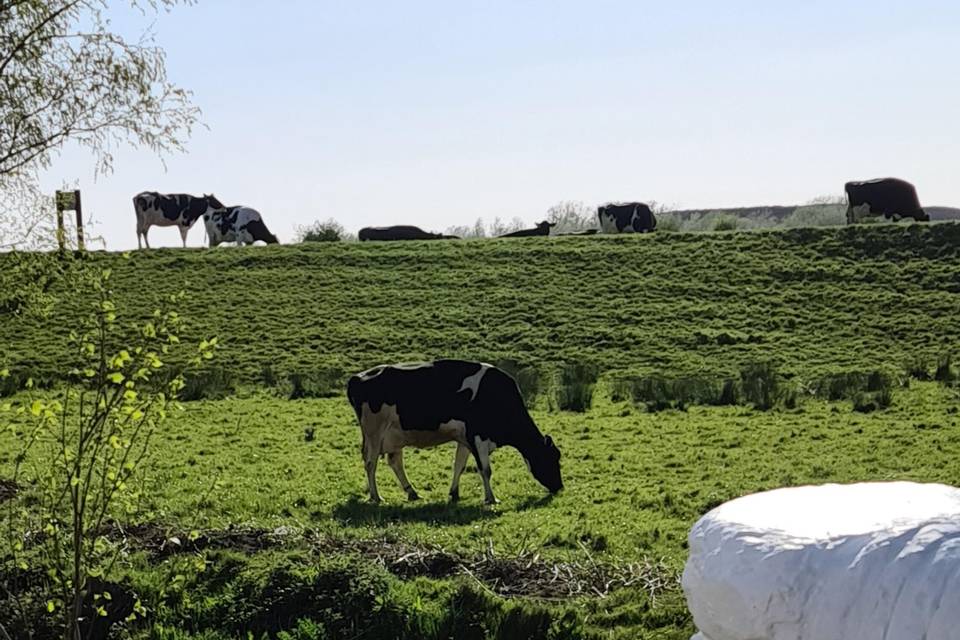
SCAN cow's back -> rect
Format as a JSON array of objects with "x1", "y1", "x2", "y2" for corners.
[
  {"x1": 348, "y1": 361, "x2": 485, "y2": 429},
  {"x1": 845, "y1": 178, "x2": 925, "y2": 220}
]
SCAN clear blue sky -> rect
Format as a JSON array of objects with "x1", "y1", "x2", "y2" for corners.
[{"x1": 42, "y1": 1, "x2": 960, "y2": 249}]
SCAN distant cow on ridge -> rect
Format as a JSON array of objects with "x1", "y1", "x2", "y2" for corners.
[
  {"x1": 203, "y1": 206, "x2": 279, "y2": 246},
  {"x1": 598, "y1": 203, "x2": 657, "y2": 233},
  {"x1": 498, "y1": 221, "x2": 556, "y2": 238},
  {"x1": 845, "y1": 178, "x2": 929, "y2": 224},
  {"x1": 133, "y1": 192, "x2": 225, "y2": 249},
  {"x1": 358, "y1": 226, "x2": 458, "y2": 241},
  {"x1": 347, "y1": 360, "x2": 563, "y2": 504}
]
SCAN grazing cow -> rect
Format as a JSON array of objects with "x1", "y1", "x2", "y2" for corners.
[
  {"x1": 358, "y1": 226, "x2": 458, "y2": 241},
  {"x1": 203, "y1": 206, "x2": 279, "y2": 246},
  {"x1": 498, "y1": 221, "x2": 556, "y2": 238},
  {"x1": 347, "y1": 360, "x2": 562, "y2": 504},
  {"x1": 845, "y1": 178, "x2": 929, "y2": 224},
  {"x1": 598, "y1": 202, "x2": 657, "y2": 233},
  {"x1": 133, "y1": 192, "x2": 225, "y2": 249}
]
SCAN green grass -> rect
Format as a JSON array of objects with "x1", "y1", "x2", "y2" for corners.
[
  {"x1": 3, "y1": 223, "x2": 960, "y2": 638},
  {"x1": 3, "y1": 223, "x2": 960, "y2": 391}
]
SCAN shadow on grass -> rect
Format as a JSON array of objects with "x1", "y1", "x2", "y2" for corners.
[
  {"x1": 333, "y1": 496, "x2": 496, "y2": 526},
  {"x1": 515, "y1": 492, "x2": 557, "y2": 511}
]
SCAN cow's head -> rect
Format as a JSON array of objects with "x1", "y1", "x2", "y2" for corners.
[
  {"x1": 205, "y1": 194, "x2": 225, "y2": 207},
  {"x1": 536, "y1": 221, "x2": 557, "y2": 234},
  {"x1": 528, "y1": 435, "x2": 563, "y2": 494}
]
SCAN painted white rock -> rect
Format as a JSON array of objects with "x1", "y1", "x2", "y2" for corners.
[{"x1": 682, "y1": 482, "x2": 960, "y2": 640}]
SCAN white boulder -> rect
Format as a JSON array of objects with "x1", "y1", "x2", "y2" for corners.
[{"x1": 682, "y1": 482, "x2": 960, "y2": 640}]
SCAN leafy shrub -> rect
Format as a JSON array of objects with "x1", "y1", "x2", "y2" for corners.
[
  {"x1": 260, "y1": 364, "x2": 279, "y2": 387},
  {"x1": 935, "y1": 354, "x2": 957, "y2": 384},
  {"x1": 288, "y1": 367, "x2": 344, "y2": 399},
  {"x1": 814, "y1": 369, "x2": 896, "y2": 402},
  {"x1": 852, "y1": 390, "x2": 892, "y2": 413},
  {"x1": 712, "y1": 215, "x2": 739, "y2": 232},
  {"x1": 612, "y1": 375, "x2": 730, "y2": 412},
  {"x1": 656, "y1": 215, "x2": 682, "y2": 233},
  {"x1": 0, "y1": 370, "x2": 21, "y2": 397},
  {"x1": 179, "y1": 367, "x2": 236, "y2": 401},
  {"x1": 905, "y1": 356, "x2": 932, "y2": 380},
  {"x1": 556, "y1": 363, "x2": 598, "y2": 412},
  {"x1": 740, "y1": 362, "x2": 779, "y2": 410},
  {"x1": 717, "y1": 378, "x2": 739, "y2": 406},
  {"x1": 295, "y1": 219, "x2": 349, "y2": 243},
  {"x1": 494, "y1": 359, "x2": 541, "y2": 408}
]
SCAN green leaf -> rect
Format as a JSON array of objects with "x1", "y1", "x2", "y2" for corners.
[
  {"x1": 30, "y1": 400, "x2": 42, "y2": 416},
  {"x1": 107, "y1": 372, "x2": 124, "y2": 384},
  {"x1": 47, "y1": 601, "x2": 55, "y2": 613}
]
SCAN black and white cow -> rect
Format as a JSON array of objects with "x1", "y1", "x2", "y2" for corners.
[
  {"x1": 202, "y1": 206, "x2": 279, "y2": 246},
  {"x1": 498, "y1": 221, "x2": 556, "y2": 238},
  {"x1": 133, "y1": 192, "x2": 226, "y2": 249},
  {"x1": 347, "y1": 360, "x2": 563, "y2": 505},
  {"x1": 358, "y1": 226, "x2": 459, "y2": 241},
  {"x1": 597, "y1": 202, "x2": 657, "y2": 233},
  {"x1": 845, "y1": 178, "x2": 929, "y2": 224}
]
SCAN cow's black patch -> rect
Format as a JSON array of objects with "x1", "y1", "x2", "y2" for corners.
[
  {"x1": 358, "y1": 226, "x2": 455, "y2": 241},
  {"x1": 845, "y1": 178, "x2": 928, "y2": 223},
  {"x1": 499, "y1": 221, "x2": 556, "y2": 238},
  {"x1": 243, "y1": 218, "x2": 279, "y2": 244}
]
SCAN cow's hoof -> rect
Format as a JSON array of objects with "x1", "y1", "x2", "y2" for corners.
[
  {"x1": 407, "y1": 491, "x2": 420, "y2": 502},
  {"x1": 369, "y1": 496, "x2": 381, "y2": 504},
  {"x1": 484, "y1": 498, "x2": 500, "y2": 506},
  {"x1": 449, "y1": 491, "x2": 460, "y2": 503}
]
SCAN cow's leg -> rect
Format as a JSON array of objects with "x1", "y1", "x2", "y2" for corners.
[
  {"x1": 179, "y1": 225, "x2": 189, "y2": 248},
  {"x1": 386, "y1": 450, "x2": 419, "y2": 501},
  {"x1": 362, "y1": 435, "x2": 382, "y2": 503},
  {"x1": 472, "y1": 436, "x2": 498, "y2": 505},
  {"x1": 137, "y1": 230, "x2": 143, "y2": 250},
  {"x1": 142, "y1": 227, "x2": 151, "y2": 249},
  {"x1": 448, "y1": 443, "x2": 470, "y2": 502}
]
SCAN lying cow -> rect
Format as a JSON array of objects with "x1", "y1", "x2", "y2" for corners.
[
  {"x1": 845, "y1": 178, "x2": 929, "y2": 224},
  {"x1": 358, "y1": 226, "x2": 458, "y2": 241},
  {"x1": 133, "y1": 192, "x2": 225, "y2": 249},
  {"x1": 598, "y1": 202, "x2": 657, "y2": 233},
  {"x1": 203, "y1": 206, "x2": 279, "y2": 246},
  {"x1": 498, "y1": 221, "x2": 556, "y2": 238},
  {"x1": 347, "y1": 360, "x2": 563, "y2": 504}
]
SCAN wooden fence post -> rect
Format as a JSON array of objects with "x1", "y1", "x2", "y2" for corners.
[{"x1": 55, "y1": 190, "x2": 84, "y2": 252}]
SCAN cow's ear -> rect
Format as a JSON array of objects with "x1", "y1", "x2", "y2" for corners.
[{"x1": 544, "y1": 435, "x2": 553, "y2": 446}]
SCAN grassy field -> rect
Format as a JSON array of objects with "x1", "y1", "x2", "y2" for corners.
[{"x1": 2, "y1": 223, "x2": 960, "y2": 639}]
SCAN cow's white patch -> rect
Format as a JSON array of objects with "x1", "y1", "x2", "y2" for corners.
[
  {"x1": 458, "y1": 364, "x2": 490, "y2": 401},
  {"x1": 598, "y1": 212, "x2": 619, "y2": 234},
  {"x1": 473, "y1": 435, "x2": 499, "y2": 504},
  {"x1": 205, "y1": 206, "x2": 264, "y2": 247}
]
